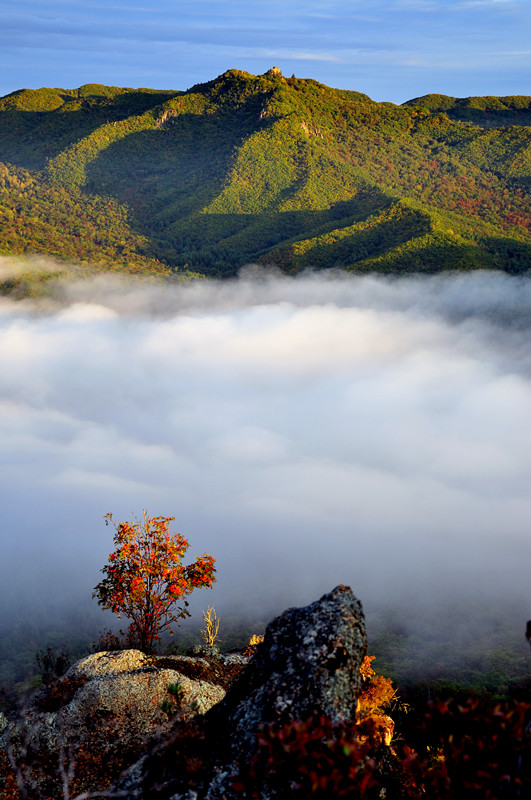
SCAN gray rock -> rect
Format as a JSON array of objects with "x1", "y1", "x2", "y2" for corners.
[
  {"x1": 135, "y1": 585, "x2": 367, "y2": 799},
  {"x1": 217, "y1": 583, "x2": 366, "y2": 760},
  {"x1": 0, "y1": 649, "x2": 237, "y2": 798}
]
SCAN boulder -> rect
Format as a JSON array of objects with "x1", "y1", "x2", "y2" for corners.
[
  {"x1": 134, "y1": 584, "x2": 367, "y2": 799},
  {"x1": 216, "y1": 582, "x2": 367, "y2": 758},
  {"x1": 0, "y1": 649, "x2": 243, "y2": 798}
]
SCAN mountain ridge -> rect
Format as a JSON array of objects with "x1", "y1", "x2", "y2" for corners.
[{"x1": 0, "y1": 68, "x2": 529, "y2": 287}]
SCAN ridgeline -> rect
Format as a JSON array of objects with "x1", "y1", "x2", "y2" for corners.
[{"x1": 0, "y1": 68, "x2": 529, "y2": 288}]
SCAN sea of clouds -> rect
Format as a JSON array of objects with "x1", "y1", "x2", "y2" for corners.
[{"x1": 1, "y1": 261, "x2": 530, "y2": 631}]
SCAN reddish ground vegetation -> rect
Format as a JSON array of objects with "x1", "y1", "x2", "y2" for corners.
[{"x1": 33, "y1": 674, "x2": 88, "y2": 713}]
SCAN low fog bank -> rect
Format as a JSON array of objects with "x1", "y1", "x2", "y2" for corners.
[{"x1": 0, "y1": 263, "x2": 530, "y2": 650}]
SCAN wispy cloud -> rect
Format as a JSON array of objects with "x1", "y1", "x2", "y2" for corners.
[
  {"x1": 1, "y1": 0, "x2": 529, "y2": 101},
  {"x1": 254, "y1": 48, "x2": 342, "y2": 63}
]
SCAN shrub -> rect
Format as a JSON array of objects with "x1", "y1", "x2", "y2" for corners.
[{"x1": 93, "y1": 512, "x2": 216, "y2": 654}]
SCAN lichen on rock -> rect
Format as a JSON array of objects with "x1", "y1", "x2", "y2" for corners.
[
  {"x1": 133, "y1": 585, "x2": 368, "y2": 799},
  {"x1": 218, "y1": 584, "x2": 367, "y2": 759},
  {"x1": 0, "y1": 649, "x2": 240, "y2": 798}
]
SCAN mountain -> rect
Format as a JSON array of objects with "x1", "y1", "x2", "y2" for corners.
[{"x1": 0, "y1": 68, "x2": 529, "y2": 286}]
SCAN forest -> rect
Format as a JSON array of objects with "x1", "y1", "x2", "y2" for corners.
[{"x1": 0, "y1": 68, "x2": 529, "y2": 294}]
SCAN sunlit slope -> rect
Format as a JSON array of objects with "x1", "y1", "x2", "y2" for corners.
[
  {"x1": 403, "y1": 93, "x2": 531, "y2": 130},
  {"x1": 0, "y1": 69, "x2": 529, "y2": 278}
]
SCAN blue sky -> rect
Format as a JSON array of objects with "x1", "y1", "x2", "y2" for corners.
[{"x1": 1, "y1": 1, "x2": 529, "y2": 105}]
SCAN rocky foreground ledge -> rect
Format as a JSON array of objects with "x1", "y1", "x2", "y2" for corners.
[{"x1": 1, "y1": 585, "x2": 372, "y2": 799}]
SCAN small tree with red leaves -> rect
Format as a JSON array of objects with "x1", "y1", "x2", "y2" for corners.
[{"x1": 93, "y1": 512, "x2": 216, "y2": 654}]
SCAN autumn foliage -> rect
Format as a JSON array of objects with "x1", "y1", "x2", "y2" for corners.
[
  {"x1": 232, "y1": 658, "x2": 531, "y2": 799},
  {"x1": 358, "y1": 655, "x2": 397, "y2": 719},
  {"x1": 235, "y1": 698, "x2": 531, "y2": 799},
  {"x1": 93, "y1": 512, "x2": 216, "y2": 653}
]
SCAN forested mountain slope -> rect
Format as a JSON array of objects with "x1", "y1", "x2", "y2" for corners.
[{"x1": 0, "y1": 68, "x2": 529, "y2": 280}]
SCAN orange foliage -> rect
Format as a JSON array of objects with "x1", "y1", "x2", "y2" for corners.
[
  {"x1": 0, "y1": 750, "x2": 22, "y2": 800},
  {"x1": 93, "y1": 512, "x2": 216, "y2": 653},
  {"x1": 357, "y1": 655, "x2": 397, "y2": 719},
  {"x1": 243, "y1": 634, "x2": 265, "y2": 657}
]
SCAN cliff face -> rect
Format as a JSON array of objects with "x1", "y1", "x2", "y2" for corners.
[{"x1": 0, "y1": 586, "x2": 368, "y2": 799}]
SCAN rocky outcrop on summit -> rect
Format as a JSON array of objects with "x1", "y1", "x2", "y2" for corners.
[
  {"x1": 0, "y1": 586, "x2": 369, "y2": 799},
  {"x1": 132, "y1": 585, "x2": 367, "y2": 798},
  {"x1": 217, "y1": 582, "x2": 367, "y2": 758},
  {"x1": 0, "y1": 649, "x2": 244, "y2": 798}
]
